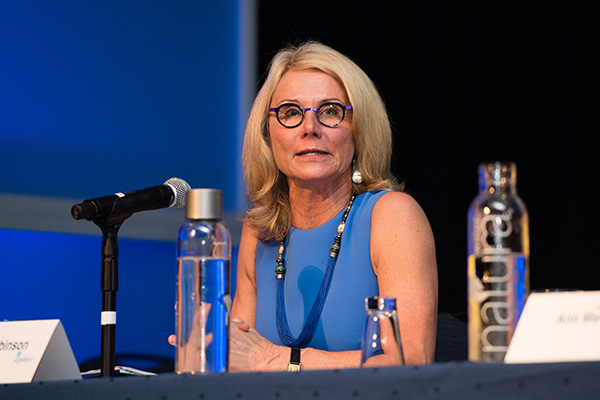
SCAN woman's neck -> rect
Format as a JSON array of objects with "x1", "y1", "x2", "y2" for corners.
[{"x1": 288, "y1": 179, "x2": 353, "y2": 230}]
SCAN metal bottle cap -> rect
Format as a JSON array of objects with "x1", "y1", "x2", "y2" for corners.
[{"x1": 185, "y1": 189, "x2": 223, "y2": 220}]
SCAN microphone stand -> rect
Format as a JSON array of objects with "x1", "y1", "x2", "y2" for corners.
[
  {"x1": 71, "y1": 181, "x2": 189, "y2": 377},
  {"x1": 91, "y1": 198, "x2": 135, "y2": 378}
]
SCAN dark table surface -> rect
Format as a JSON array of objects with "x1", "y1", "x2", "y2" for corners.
[{"x1": 3, "y1": 361, "x2": 600, "y2": 400}]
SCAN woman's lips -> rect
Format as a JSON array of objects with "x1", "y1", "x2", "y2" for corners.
[{"x1": 296, "y1": 149, "x2": 328, "y2": 156}]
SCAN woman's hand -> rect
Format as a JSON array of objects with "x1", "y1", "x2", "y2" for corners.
[
  {"x1": 170, "y1": 315, "x2": 285, "y2": 372},
  {"x1": 168, "y1": 303, "x2": 213, "y2": 347},
  {"x1": 228, "y1": 318, "x2": 286, "y2": 372}
]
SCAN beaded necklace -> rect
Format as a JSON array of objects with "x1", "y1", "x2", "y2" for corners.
[{"x1": 274, "y1": 195, "x2": 355, "y2": 348}]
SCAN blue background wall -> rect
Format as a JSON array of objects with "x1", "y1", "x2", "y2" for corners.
[
  {"x1": 0, "y1": 1, "x2": 254, "y2": 371},
  {"x1": 0, "y1": 1, "x2": 250, "y2": 207}
]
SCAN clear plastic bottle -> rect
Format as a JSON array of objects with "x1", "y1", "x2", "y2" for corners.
[
  {"x1": 467, "y1": 162, "x2": 529, "y2": 362},
  {"x1": 176, "y1": 189, "x2": 231, "y2": 373}
]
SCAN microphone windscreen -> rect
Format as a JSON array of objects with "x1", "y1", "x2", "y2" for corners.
[{"x1": 164, "y1": 177, "x2": 191, "y2": 209}]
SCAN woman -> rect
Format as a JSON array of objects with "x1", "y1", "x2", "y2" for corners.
[{"x1": 229, "y1": 41, "x2": 437, "y2": 371}]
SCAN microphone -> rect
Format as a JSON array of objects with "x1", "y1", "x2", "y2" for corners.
[{"x1": 71, "y1": 177, "x2": 191, "y2": 221}]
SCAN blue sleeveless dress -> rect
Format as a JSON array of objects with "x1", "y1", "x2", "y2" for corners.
[{"x1": 254, "y1": 190, "x2": 389, "y2": 351}]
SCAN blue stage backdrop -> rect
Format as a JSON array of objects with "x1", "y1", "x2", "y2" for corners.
[{"x1": 0, "y1": 1, "x2": 255, "y2": 371}]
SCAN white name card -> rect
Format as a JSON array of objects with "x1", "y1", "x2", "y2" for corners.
[
  {"x1": 0, "y1": 319, "x2": 81, "y2": 384},
  {"x1": 505, "y1": 290, "x2": 600, "y2": 363}
]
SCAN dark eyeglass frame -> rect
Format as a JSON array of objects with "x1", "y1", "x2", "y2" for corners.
[{"x1": 269, "y1": 102, "x2": 353, "y2": 128}]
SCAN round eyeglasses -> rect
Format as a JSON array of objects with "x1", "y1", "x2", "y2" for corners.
[{"x1": 269, "y1": 102, "x2": 352, "y2": 128}]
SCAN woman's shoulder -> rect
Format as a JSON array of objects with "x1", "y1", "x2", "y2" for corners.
[
  {"x1": 376, "y1": 190, "x2": 421, "y2": 206},
  {"x1": 369, "y1": 191, "x2": 436, "y2": 276},
  {"x1": 358, "y1": 190, "x2": 423, "y2": 214},
  {"x1": 372, "y1": 191, "x2": 431, "y2": 231},
  {"x1": 240, "y1": 222, "x2": 260, "y2": 240}
]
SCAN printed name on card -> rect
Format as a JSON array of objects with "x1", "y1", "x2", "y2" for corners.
[
  {"x1": 0, "y1": 319, "x2": 81, "y2": 384},
  {"x1": 505, "y1": 291, "x2": 600, "y2": 363}
]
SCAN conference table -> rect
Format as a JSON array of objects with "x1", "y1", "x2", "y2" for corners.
[{"x1": 2, "y1": 361, "x2": 599, "y2": 400}]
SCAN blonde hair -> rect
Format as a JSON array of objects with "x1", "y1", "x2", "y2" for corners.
[{"x1": 242, "y1": 41, "x2": 402, "y2": 242}]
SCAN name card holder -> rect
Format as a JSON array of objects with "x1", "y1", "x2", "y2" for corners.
[
  {"x1": 0, "y1": 319, "x2": 81, "y2": 384},
  {"x1": 505, "y1": 290, "x2": 600, "y2": 363}
]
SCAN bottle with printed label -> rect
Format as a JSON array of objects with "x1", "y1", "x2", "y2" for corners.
[
  {"x1": 467, "y1": 161, "x2": 529, "y2": 362},
  {"x1": 176, "y1": 189, "x2": 231, "y2": 373}
]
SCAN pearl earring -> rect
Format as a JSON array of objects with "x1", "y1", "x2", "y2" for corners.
[{"x1": 352, "y1": 169, "x2": 363, "y2": 184}]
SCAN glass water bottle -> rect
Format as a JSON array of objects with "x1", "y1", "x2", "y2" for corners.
[
  {"x1": 360, "y1": 296, "x2": 405, "y2": 367},
  {"x1": 176, "y1": 189, "x2": 231, "y2": 373},
  {"x1": 467, "y1": 162, "x2": 529, "y2": 362}
]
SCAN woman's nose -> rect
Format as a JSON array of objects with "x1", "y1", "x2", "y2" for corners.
[{"x1": 301, "y1": 109, "x2": 322, "y2": 137}]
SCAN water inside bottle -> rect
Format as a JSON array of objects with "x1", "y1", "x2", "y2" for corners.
[
  {"x1": 468, "y1": 253, "x2": 527, "y2": 361},
  {"x1": 176, "y1": 256, "x2": 230, "y2": 373}
]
